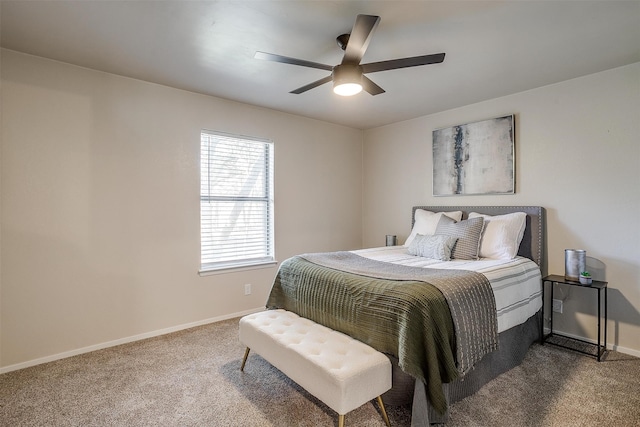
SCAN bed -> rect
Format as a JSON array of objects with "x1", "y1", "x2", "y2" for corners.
[{"x1": 267, "y1": 206, "x2": 546, "y2": 425}]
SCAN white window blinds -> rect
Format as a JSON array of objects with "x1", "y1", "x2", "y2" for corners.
[{"x1": 200, "y1": 131, "x2": 274, "y2": 271}]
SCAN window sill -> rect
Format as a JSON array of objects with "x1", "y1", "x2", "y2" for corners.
[{"x1": 198, "y1": 261, "x2": 278, "y2": 276}]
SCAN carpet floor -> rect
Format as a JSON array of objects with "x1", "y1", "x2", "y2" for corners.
[{"x1": 1, "y1": 317, "x2": 639, "y2": 426}]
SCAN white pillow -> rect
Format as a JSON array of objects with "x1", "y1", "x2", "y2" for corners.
[
  {"x1": 469, "y1": 212, "x2": 527, "y2": 259},
  {"x1": 404, "y1": 209, "x2": 463, "y2": 246}
]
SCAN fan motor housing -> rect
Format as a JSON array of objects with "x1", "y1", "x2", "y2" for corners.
[{"x1": 332, "y1": 64, "x2": 363, "y2": 85}]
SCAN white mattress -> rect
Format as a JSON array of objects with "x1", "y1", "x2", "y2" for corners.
[{"x1": 353, "y1": 246, "x2": 542, "y2": 333}]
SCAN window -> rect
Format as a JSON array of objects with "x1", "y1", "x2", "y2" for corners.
[{"x1": 200, "y1": 130, "x2": 275, "y2": 272}]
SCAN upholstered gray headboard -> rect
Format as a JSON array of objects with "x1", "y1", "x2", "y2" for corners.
[{"x1": 412, "y1": 206, "x2": 547, "y2": 276}]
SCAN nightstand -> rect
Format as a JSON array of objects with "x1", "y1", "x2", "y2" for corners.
[{"x1": 541, "y1": 274, "x2": 607, "y2": 361}]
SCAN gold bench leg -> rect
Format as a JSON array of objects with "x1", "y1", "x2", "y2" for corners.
[
  {"x1": 377, "y1": 396, "x2": 391, "y2": 427},
  {"x1": 338, "y1": 397, "x2": 389, "y2": 427},
  {"x1": 240, "y1": 347, "x2": 250, "y2": 371}
]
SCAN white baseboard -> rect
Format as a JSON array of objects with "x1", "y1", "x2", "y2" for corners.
[
  {"x1": 0, "y1": 307, "x2": 265, "y2": 375},
  {"x1": 542, "y1": 328, "x2": 640, "y2": 358},
  {"x1": 4, "y1": 312, "x2": 638, "y2": 374},
  {"x1": 612, "y1": 344, "x2": 640, "y2": 358}
]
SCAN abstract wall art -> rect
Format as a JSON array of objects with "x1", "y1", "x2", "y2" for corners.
[{"x1": 432, "y1": 115, "x2": 515, "y2": 196}]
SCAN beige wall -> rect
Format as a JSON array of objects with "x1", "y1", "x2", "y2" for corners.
[
  {"x1": 363, "y1": 63, "x2": 640, "y2": 356},
  {"x1": 0, "y1": 49, "x2": 363, "y2": 369},
  {"x1": 2, "y1": 47, "x2": 638, "y2": 369}
]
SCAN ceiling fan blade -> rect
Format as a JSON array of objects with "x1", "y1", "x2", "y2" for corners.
[
  {"x1": 361, "y1": 76, "x2": 385, "y2": 96},
  {"x1": 255, "y1": 51, "x2": 333, "y2": 71},
  {"x1": 342, "y1": 14, "x2": 380, "y2": 65},
  {"x1": 361, "y1": 53, "x2": 445, "y2": 74},
  {"x1": 290, "y1": 75, "x2": 333, "y2": 94}
]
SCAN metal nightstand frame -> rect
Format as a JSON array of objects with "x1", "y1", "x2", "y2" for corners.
[{"x1": 541, "y1": 274, "x2": 607, "y2": 361}]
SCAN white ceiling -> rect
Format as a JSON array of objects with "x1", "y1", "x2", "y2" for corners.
[{"x1": 1, "y1": 1, "x2": 639, "y2": 129}]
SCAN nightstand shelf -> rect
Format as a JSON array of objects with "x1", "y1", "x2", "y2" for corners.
[{"x1": 541, "y1": 274, "x2": 607, "y2": 361}]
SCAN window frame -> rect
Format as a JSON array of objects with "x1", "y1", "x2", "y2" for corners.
[{"x1": 199, "y1": 130, "x2": 275, "y2": 274}]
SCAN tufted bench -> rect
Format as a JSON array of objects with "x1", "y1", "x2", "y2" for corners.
[{"x1": 239, "y1": 309, "x2": 392, "y2": 427}]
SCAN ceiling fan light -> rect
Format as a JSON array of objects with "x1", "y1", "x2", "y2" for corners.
[
  {"x1": 332, "y1": 64, "x2": 363, "y2": 96},
  {"x1": 333, "y1": 82, "x2": 362, "y2": 96}
]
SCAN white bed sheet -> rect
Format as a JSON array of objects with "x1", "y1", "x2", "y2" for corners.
[{"x1": 353, "y1": 246, "x2": 542, "y2": 333}]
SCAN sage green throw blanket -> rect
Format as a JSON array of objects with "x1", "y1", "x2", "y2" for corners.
[{"x1": 266, "y1": 252, "x2": 498, "y2": 415}]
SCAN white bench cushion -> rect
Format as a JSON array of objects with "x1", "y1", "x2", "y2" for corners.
[{"x1": 239, "y1": 309, "x2": 392, "y2": 415}]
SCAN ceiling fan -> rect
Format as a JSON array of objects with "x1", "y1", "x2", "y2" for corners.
[{"x1": 255, "y1": 14, "x2": 445, "y2": 97}]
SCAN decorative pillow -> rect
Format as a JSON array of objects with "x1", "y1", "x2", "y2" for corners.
[
  {"x1": 408, "y1": 234, "x2": 458, "y2": 261},
  {"x1": 404, "y1": 209, "x2": 463, "y2": 246},
  {"x1": 434, "y1": 216, "x2": 485, "y2": 260},
  {"x1": 435, "y1": 214, "x2": 456, "y2": 228},
  {"x1": 469, "y1": 212, "x2": 527, "y2": 259}
]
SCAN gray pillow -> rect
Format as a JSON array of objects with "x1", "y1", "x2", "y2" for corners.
[
  {"x1": 408, "y1": 234, "x2": 458, "y2": 261},
  {"x1": 435, "y1": 214, "x2": 456, "y2": 228},
  {"x1": 434, "y1": 216, "x2": 485, "y2": 260}
]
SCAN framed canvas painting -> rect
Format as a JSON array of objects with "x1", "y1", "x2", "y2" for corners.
[{"x1": 432, "y1": 115, "x2": 515, "y2": 196}]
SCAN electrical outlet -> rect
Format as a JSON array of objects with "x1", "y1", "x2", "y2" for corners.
[
  {"x1": 244, "y1": 283, "x2": 252, "y2": 295},
  {"x1": 552, "y1": 299, "x2": 563, "y2": 314}
]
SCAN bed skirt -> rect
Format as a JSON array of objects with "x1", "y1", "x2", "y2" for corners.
[{"x1": 382, "y1": 309, "x2": 542, "y2": 425}]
